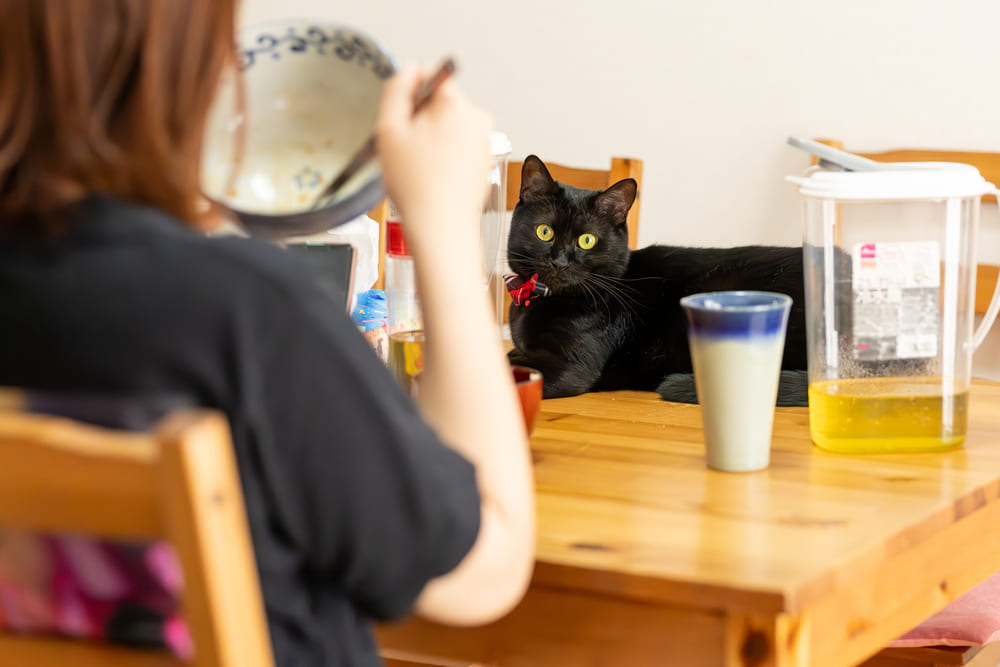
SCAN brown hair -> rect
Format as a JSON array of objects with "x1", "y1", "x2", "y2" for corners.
[{"x1": 0, "y1": 0, "x2": 237, "y2": 230}]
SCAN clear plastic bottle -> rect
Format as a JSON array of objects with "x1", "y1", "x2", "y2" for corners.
[{"x1": 385, "y1": 212, "x2": 424, "y2": 396}]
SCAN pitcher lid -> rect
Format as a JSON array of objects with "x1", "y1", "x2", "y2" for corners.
[
  {"x1": 787, "y1": 162, "x2": 996, "y2": 200},
  {"x1": 490, "y1": 131, "x2": 512, "y2": 157}
]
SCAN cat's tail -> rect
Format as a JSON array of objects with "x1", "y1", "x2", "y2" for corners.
[{"x1": 656, "y1": 370, "x2": 809, "y2": 407}]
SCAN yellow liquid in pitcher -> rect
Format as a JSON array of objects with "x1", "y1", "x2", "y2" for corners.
[{"x1": 808, "y1": 378, "x2": 968, "y2": 453}]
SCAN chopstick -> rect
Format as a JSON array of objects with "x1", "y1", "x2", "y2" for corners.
[{"x1": 312, "y1": 58, "x2": 457, "y2": 209}]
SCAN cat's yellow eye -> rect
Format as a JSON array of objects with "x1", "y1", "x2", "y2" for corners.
[
  {"x1": 578, "y1": 233, "x2": 597, "y2": 250},
  {"x1": 535, "y1": 224, "x2": 554, "y2": 242}
]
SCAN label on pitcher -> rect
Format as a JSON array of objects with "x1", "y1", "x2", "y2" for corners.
[{"x1": 851, "y1": 241, "x2": 939, "y2": 361}]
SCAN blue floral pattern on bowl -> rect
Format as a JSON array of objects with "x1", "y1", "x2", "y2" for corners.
[{"x1": 239, "y1": 25, "x2": 394, "y2": 79}]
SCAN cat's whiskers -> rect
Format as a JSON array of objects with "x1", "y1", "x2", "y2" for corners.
[
  {"x1": 506, "y1": 250, "x2": 542, "y2": 270},
  {"x1": 600, "y1": 275, "x2": 661, "y2": 283},
  {"x1": 576, "y1": 278, "x2": 602, "y2": 307},
  {"x1": 577, "y1": 276, "x2": 623, "y2": 320},
  {"x1": 585, "y1": 273, "x2": 642, "y2": 308},
  {"x1": 581, "y1": 273, "x2": 641, "y2": 320},
  {"x1": 505, "y1": 251, "x2": 546, "y2": 286},
  {"x1": 590, "y1": 273, "x2": 645, "y2": 303}
]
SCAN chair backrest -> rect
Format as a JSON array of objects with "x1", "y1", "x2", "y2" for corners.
[
  {"x1": 368, "y1": 156, "x2": 644, "y2": 289},
  {"x1": 816, "y1": 139, "x2": 1000, "y2": 317},
  {"x1": 0, "y1": 395, "x2": 273, "y2": 667}
]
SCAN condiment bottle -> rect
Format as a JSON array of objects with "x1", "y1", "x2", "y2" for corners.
[{"x1": 384, "y1": 208, "x2": 424, "y2": 396}]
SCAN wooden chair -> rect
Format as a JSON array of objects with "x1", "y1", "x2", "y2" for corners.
[
  {"x1": 816, "y1": 140, "x2": 1000, "y2": 319},
  {"x1": 0, "y1": 396, "x2": 274, "y2": 667},
  {"x1": 368, "y1": 156, "x2": 644, "y2": 288}
]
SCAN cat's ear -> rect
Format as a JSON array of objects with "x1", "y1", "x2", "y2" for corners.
[
  {"x1": 594, "y1": 178, "x2": 637, "y2": 227},
  {"x1": 520, "y1": 155, "x2": 557, "y2": 202}
]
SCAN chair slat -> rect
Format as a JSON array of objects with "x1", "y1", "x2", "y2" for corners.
[
  {"x1": 609, "y1": 157, "x2": 644, "y2": 250},
  {"x1": 157, "y1": 412, "x2": 274, "y2": 667},
  {"x1": 504, "y1": 160, "x2": 619, "y2": 212},
  {"x1": 976, "y1": 263, "x2": 1000, "y2": 318},
  {"x1": 0, "y1": 413, "x2": 162, "y2": 539}
]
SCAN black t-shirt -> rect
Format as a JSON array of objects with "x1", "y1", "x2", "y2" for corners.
[{"x1": 0, "y1": 196, "x2": 481, "y2": 666}]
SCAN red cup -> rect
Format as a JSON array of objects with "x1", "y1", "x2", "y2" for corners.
[{"x1": 512, "y1": 365, "x2": 543, "y2": 435}]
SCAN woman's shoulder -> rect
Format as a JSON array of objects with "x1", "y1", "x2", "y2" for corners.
[
  {"x1": 189, "y1": 233, "x2": 346, "y2": 327},
  {"x1": 200, "y1": 233, "x2": 319, "y2": 295},
  {"x1": 86, "y1": 196, "x2": 328, "y2": 302},
  {"x1": 40, "y1": 196, "x2": 341, "y2": 329}
]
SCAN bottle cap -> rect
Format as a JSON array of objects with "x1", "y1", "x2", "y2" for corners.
[{"x1": 386, "y1": 221, "x2": 411, "y2": 257}]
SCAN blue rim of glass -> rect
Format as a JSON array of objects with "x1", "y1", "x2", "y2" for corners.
[{"x1": 679, "y1": 290, "x2": 792, "y2": 312}]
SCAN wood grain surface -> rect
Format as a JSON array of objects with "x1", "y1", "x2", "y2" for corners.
[{"x1": 379, "y1": 382, "x2": 1000, "y2": 667}]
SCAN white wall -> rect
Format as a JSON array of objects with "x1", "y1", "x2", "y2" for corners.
[
  {"x1": 242, "y1": 0, "x2": 1000, "y2": 248},
  {"x1": 242, "y1": 0, "x2": 1000, "y2": 376}
]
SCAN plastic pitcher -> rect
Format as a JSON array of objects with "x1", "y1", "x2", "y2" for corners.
[{"x1": 789, "y1": 164, "x2": 1000, "y2": 453}]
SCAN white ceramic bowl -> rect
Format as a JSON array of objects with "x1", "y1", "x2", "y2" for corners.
[{"x1": 202, "y1": 20, "x2": 395, "y2": 238}]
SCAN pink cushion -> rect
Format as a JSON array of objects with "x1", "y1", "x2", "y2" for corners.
[
  {"x1": 0, "y1": 530, "x2": 191, "y2": 658},
  {"x1": 888, "y1": 572, "x2": 1000, "y2": 647}
]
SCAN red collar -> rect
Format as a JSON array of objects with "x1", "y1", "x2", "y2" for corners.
[{"x1": 504, "y1": 273, "x2": 551, "y2": 307}]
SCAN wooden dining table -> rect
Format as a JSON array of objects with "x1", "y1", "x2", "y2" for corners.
[{"x1": 377, "y1": 381, "x2": 1000, "y2": 667}]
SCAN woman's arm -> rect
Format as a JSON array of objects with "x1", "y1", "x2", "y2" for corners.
[{"x1": 376, "y1": 65, "x2": 535, "y2": 626}]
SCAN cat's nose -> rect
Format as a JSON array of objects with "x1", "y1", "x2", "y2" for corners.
[{"x1": 552, "y1": 256, "x2": 570, "y2": 269}]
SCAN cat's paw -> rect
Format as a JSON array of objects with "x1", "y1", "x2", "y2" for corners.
[
  {"x1": 656, "y1": 370, "x2": 808, "y2": 407},
  {"x1": 775, "y1": 370, "x2": 808, "y2": 407},
  {"x1": 507, "y1": 348, "x2": 530, "y2": 366},
  {"x1": 656, "y1": 374, "x2": 699, "y2": 404}
]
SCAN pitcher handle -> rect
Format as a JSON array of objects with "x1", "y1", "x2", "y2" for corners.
[{"x1": 972, "y1": 188, "x2": 1000, "y2": 349}]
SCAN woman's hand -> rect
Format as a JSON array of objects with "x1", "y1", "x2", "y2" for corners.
[
  {"x1": 374, "y1": 64, "x2": 535, "y2": 626},
  {"x1": 375, "y1": 63, "x2": 493, "y2": 259}
]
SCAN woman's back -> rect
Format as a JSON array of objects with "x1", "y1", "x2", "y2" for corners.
[{"x1": 0, "y1": 195, "x2": 483, "y2": 665}]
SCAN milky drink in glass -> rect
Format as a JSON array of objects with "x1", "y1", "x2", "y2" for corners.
[{"x1": 681, "y1": 291, "x2": 792, "y2": 472}]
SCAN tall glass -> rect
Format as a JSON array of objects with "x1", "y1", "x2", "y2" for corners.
[{"x1": 681, "y1": 291, "x2": 792, "y2": 472}]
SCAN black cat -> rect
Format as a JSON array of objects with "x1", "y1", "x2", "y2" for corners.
[{"x1": 506, "y1": 155, "x2": 809, "y2": 404}]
